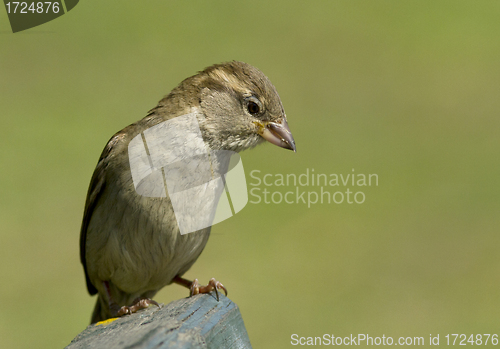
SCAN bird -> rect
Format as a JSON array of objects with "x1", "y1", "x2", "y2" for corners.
[{"x1": 80, "y1": 61, "x2": 296, "y2": 324}]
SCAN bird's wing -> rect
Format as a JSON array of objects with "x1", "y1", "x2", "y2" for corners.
[{"x1": 79, "y1": 128, "x2": 130, "y2": 295}]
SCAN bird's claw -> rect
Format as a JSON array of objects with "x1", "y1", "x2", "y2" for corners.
[
  {"x1": 190, "y1": 277, "x2": 228, "y2": 301},
  {"x1": 116, "y1": 298, "x2": 160, "y2": 317}
]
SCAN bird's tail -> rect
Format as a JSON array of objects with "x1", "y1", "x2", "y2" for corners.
[{"x1": 90, "y1": 294, "x2": 111, "y2": 324}]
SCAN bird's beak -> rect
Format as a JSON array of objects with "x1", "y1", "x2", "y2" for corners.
[{"x1": 255, "y1": 118, "x2": 296, "y2": 152}]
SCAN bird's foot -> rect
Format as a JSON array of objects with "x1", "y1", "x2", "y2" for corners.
[
  {"x1": 173, "y1": 275, "x2": 228, "y2": 301},
  {"x1": 190, "y1": 278, "x2": 227, "y2": 301},
  {"x1": 116, "y1": 298, "x2": 160, "y2": 317}
]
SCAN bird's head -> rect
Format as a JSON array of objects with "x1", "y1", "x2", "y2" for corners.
[{"x1": 189, "y1": 61, "x2": 296, "y2": 153}]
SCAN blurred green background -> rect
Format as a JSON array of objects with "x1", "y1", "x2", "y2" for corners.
[{"x1": 1, "y1": 1, "x2": 500, "y2": 348}]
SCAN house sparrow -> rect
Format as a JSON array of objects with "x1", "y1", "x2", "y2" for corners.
[{"x1": 80, "y1": 61, "x2": 296, "y2": 324}]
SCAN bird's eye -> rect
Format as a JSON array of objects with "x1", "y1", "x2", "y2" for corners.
[
  {"x1": 248, "y1": 101, "x2": 260, "y2": 114},
  {"x1": 246, "y1": 97, "x2": 262, "y2": 115}
]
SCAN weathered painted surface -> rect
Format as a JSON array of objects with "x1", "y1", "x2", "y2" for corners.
[{"x1": 66, "y1": 294, "x2": 252, "y2": 349}]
